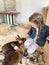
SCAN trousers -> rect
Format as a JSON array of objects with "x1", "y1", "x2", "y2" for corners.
[{"x1": 24, "y1": 38, "x2": 38, "y2": 54}]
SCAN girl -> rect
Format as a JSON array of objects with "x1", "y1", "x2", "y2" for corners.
[{"x1": 24, "y1": 13, "x2": 49, "y2": 56}]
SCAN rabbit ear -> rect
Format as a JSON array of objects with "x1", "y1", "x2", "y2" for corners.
[
  {"x1": 17, "y1": 35, "x2": 21, "y2": 39},
  {"x1": 16, "y1": 35, "x2": 21, "y2": 40}
]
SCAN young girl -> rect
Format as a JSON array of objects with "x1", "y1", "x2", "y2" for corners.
[{"x1": 24, "y1": 13, "x2": 49, "y2": 56}]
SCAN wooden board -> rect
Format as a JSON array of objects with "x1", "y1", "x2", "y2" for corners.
[
  {"x1": 46, "y1": 7, "x2": 49, "y2": 26},
  {"x1": 42, "y1": 7, "x2": 48, "y2": 24}
]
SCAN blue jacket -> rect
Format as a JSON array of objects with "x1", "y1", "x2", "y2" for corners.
[
  {"x1": 37, "y1": 25, "x2": 49, "y2": 46},
  {"x1": 28, "y1": 27, "x2": 36, "y2": 39},
  {"x1": 28, "y1": 25, "x2": 49, "y2": 46}
]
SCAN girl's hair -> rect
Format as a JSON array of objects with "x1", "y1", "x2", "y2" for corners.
[{"x1": 29, "y1": 13, "x2": 44, "y2": 25}]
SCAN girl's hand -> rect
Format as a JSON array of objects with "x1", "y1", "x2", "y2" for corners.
[{"x1": 47, "y1": 36, "x2": 49, "y2": 40}]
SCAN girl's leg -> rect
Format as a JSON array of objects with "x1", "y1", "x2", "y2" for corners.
[
  {"x1": 24, "y1": 38, "x2": 35, "y2": 57},
  {"x1": 24, "y1": 38, "x2": 34, "y2": 49},
  {"x1": 27, "y1": 41, "x2": 39, "y2": 54}
]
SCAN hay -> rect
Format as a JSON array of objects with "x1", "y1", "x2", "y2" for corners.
[
  {"x1": 0, "y1": 25, "x2": 29, "y2": 51},
  {"x1": 15, "y1": 26, "x2": 29, "y2": 38},
  {"x1": 21, "y1": 22, "x2": 31, "y2": 29},
  {"x1": 4, "y1": 0, "x2": 16, "y2": 11},
  {"x1": 0, "y1": 23, "x2": 49, "y2": 65},
  {"x1": 0, "y1": 24, "x2": 10, "y2": 35}
]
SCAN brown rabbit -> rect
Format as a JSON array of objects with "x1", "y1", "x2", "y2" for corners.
[{"x1": 2, "y1": 36, "x2": 26, "y2": 65}]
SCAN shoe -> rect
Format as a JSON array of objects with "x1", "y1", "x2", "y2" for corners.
[{"x1": 23, "y1": 50, "x2": 28, "y2": 57}]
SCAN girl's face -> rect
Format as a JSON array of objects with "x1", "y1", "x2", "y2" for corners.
[{"x1": 30, "y1": 22, "x2": 37, "y2": 28}]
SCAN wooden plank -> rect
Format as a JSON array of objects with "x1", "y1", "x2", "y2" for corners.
[{"x1": 0, "y1": 12, "x2": 20, "y2": 15}]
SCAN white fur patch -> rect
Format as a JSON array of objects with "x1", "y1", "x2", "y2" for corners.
[{"x1": 14, "y1": 46, "x2": 19, "y2": 50}]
